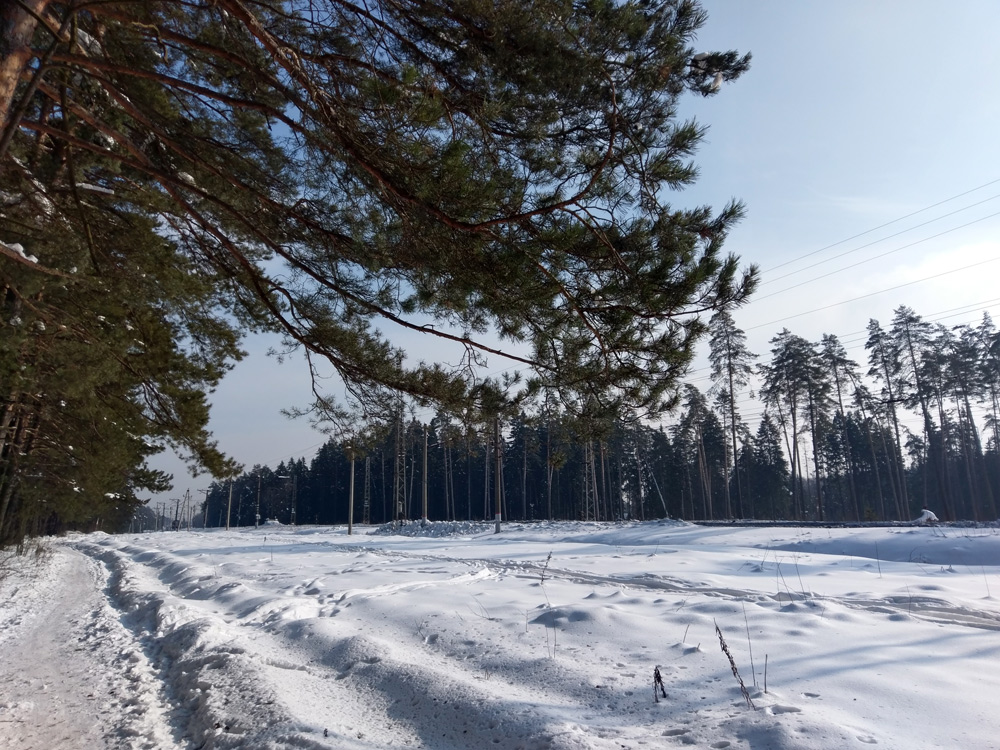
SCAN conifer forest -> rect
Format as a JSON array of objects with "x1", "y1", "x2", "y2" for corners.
[{"x1": 200, "y1": 305, "x2": 1000, "y2": 529}]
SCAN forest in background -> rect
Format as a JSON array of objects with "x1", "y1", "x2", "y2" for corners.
[{"x1": 199, "y1": 304, "x2": 1000, "y2": 527}]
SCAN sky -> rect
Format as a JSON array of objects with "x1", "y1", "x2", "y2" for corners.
[{"x1": 146, "y1": 1, "x2": 1000, "y2": 505}]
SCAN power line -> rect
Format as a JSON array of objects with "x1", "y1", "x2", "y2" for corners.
[
  {"x1": 747, "y1": 254, "x2": 1000, "y2": 331},
  {"x1": 761, "y1": 192, "x2": 1000, "y2": 287},
  {"x1": 762, "y1": 176, "x2": 1000, "y2": 275},
  {"x1": 755, "y1": 208, "x2": 1000, "y2": 301}
]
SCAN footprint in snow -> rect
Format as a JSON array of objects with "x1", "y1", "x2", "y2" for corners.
[{"x1": 767, "y1": 705, "x2": 802, "y2": 715}]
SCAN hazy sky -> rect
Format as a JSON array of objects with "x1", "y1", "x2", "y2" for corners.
[{"x1": 146, "y1": 2, "x2": 1000, "y2": 503}]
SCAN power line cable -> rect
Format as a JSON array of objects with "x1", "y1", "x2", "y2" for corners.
[
  {"x1": 762, "y1": 176, "x2": 1000, "y2": 274},
  {"x1": 747, "y1": 255, "x2": 1000, "y2": 331},
  {"x1": 755, "y1": 209, "x2": 1000, "y2": 301},
  {"x1": 762, "y1": 192, "x2": 1000, "y2": 287}
]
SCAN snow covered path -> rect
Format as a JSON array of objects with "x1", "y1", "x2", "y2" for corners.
[
  {"x1": 0, "y1": 548, "x2": 111, "y2": 748},
  {"x1": 2, "y1": 521, "x2": 1000, "y2": 749},
  {"x1": 0, "y1": 547, "x2": 181, "y2": 749}
]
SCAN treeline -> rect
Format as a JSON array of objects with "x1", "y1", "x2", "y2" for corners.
[{"x1": 203, "y1": 304, "x2": 1000, "y2": 526}]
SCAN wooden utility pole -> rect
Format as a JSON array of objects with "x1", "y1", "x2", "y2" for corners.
[
  {"x1": 347, "y1": 446, "x2": 356, "y2": 535},
  {"x1": 394, "y1": 411, "x2": 405, "y2": 522},
  {"x1": 255, "y1": 473, "x2": 261, "y2": 527},
  {"x1": 225, "y1": 479, "x2": 234, "y2": 530},
  {"x1": 363, "y1": 456, "x2": 371, "y2": 525},
  {"x1": 200, "y1": 488, "x2": 209, "y2": 528},
  {"x1": 494, "y1": 416, "x2": 502, "y2": 533},
  {"x1": 422, "y1": 426, "x2": 429, "y2": 523}
]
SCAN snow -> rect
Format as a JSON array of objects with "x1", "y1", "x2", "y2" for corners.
[
  {"x1": 78, "y1": 183, "x2": 115, "y2": 196},
  {"x1": 2, "y1": 521, "x2": 999, "y2": 749},
  {"x1": 916, "y1": 508, "x2": 940, "y2": 524},
  {"x1": 1, "y1": 240, "x2": 38, "y2": 264}
]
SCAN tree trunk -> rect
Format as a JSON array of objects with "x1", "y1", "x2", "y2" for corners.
[
  {"x1": 0, "y1": 1, "x2": 50, "y2": 137},
  {"x1": 807, "y1": 394, "x2": 825, "y2": 522},
  {"x1": 522, "y1": 437, "x2": 528, "y2": 521}
]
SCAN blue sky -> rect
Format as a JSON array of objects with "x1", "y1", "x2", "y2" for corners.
[{"x1": 146, "y1": 1, "x2": 1000, "y2": 503}]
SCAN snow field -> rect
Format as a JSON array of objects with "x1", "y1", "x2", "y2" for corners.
[{"x1": 2, "y1": 521, "x2": 999, "y2": 748}]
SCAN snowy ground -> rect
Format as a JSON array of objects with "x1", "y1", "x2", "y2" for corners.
[{"x1": 2, "y1": 521, "x2": 999, "y2": 750}]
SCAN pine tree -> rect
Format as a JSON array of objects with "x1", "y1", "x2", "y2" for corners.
[
  {"x1": 4, "y1": 2, "x2": 759, "y2": 543},
  {"x1": 759, "y1": 330, "x2": 831, "y2": 520},
  {"x1": 707, "y1": 309, "x2": 757, "y2": 518},
  {"x1": 864, "y1": 318, "x2": 909, "y2": 519},
  {"x1": 2, "y1": 0, "x2": 755, "y2": 417},
  {"x1": 890, "y1": 306, "x2": 949, "y2": 518},
  {"x1": 820, "y1": 334, "x2": 862, "y2": 520}
]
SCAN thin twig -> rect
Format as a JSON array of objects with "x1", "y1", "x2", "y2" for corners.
[{"x1": 742, "y1": 602, "x2": 757, "y2": 688}]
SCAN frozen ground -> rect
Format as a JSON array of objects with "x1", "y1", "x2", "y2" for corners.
[{"x1": 1, "y1": 520, "x2": 999, "y2": 749}]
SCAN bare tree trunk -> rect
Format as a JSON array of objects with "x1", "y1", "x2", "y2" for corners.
[
  {"x1": 0, "y1": 1, "x2": 50, "y2": 140},
  {"x1": 807, "y1": 394, "x2": 825, "y2": 522},
  {"x1": 522, "y1": 436, "x2": 527, "y2": 520},
  {"x1": 696, "y1": 427, "x2": 712, "y2": 520},
  {"x1": 590, "y1": 441, "x2": 607, "y2": 521},
  {"x1": 0, "y1": 408, "x2": 33, "y2": 544},
  {"x1": 347, "y1": 449, "x2": 355, "y2": 534},
  {"x1": 599, "y1": 441, "x2": 609, "y2": 521},
  {"x1": 546, "y1": 428, "x2": 553, "y2": 520},
  {"x1": 865, "y1": 418, "x2": 887, "y2": 520}
]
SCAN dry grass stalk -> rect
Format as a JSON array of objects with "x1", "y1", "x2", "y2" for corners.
[{"x1": 715, "y1": 621, "x2": 756, "y2": 710}]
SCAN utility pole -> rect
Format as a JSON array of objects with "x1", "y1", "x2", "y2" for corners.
[
  {"x1": 494, "y1": 416, "x2": 502, "y2": 534},
  {"x1": 255, "y1": 473, "x2": 261, "y2": 528},
  {"x1": 199, "y1": 488, "x2": 209, "y2": 528},
  {"x1": 363, "y1": 456, "x2": 371, "y2": 525},
  {"x1": 347, "y1": 445, "x2": 356, "y2": 535},
  {"x1": 422, "y1": 426, "x2": 429, "y2": 524},
  {"x1": 225, "y1": 479, "x2": 234, "y2": 531},
  {"x1": 394, "y1": 410, "x2": 405, "y2": 522}
]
